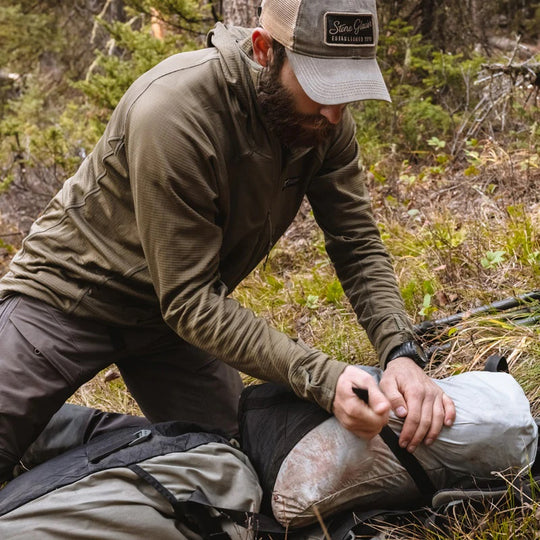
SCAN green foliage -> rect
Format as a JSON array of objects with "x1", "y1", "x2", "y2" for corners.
[
  {"x1": 399, "y1": 272, "x2": 441, "y2": 319},
  {"x1": 503, "y1": 205, "x2": 540, "y2": 275},
  {"x1": 481, "y1": 250, "x2": 507, "y2": 269},
  {"x1": 419, "y1": 292, "x2": 435, "y2": 318},
  {"x1": 0, "y1": 4, "x2": 60, "y2": 72},
  {"x1": 353, "y1": 19, "x2": 511, "y2": 173},
  {"x1": 305, "y1": 294, "x2": 319, "y2": 310},
  {"x1": 74, "y1": 12, "x2": 207, "y2": 127},
  {"x1": 0, "y1": 0, "x2": 213, "y2": 229},
  {"x1": 427, "y1": 137, "x2": 446, "y2": 151},
  {"x1": 1, "y1": 8, "x2": 539, "y2": 536},
  {"x1": 353, "y1": 20, "x2": 460, "y2": 164},
  {"x1": 0, "y1": 76, "x2": 87, "y2": 199},
  {"x1": 0, "y1": 237, "x2": 14, "y2": 253},
  {"x1": 325, "y1": 279, "x2": 344, "y2": 304},
  {"x1": 125, "y1": 0, "x2": 213, "y2": 31},
  {"x1": 399, "y1": 98, "x2": 452, "y2": 155},
  {"x1": 0, "y1": 175, "x2": 13, "y2": 194}
]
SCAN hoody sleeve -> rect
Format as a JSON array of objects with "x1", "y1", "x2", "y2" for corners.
[
  {"x1": 307, "y1": 110, "x2": 416, "y2": 367},
  {"x1": 124, "y1": 72, "x2": 346, "y2": 413}
]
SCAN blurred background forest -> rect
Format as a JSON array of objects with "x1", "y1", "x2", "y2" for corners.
[
  {"x1": 1, "y1": 1, "x2": 540, "y2": 536},
  {"x1": 1, "y1": 0, "x2": 539, "y2": 239}
]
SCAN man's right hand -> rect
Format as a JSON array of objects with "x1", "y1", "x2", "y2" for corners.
[{"x1": 332, "y1": 365, "x2": 391, "y2": 439}]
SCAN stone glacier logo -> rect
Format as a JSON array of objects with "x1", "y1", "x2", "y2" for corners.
[{"x1": 324, "y1": 13, "x2": 375, "y2": 46}]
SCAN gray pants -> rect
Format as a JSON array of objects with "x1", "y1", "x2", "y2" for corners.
[{"x1": 0, "y1": 294, "x2": 244, "y2": 481}]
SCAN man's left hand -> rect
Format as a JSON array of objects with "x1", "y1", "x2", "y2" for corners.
[{"x1": 379, "y1": 357, "x2": 456, "y2": 453}]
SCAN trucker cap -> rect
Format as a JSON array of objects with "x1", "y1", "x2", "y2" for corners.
[{"x1": 259, "y1": 0, "x2": 391, "y2": 105}]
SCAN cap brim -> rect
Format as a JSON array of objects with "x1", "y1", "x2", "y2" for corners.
[{"x1": 286, "y1": 50, "x2": 391, "y2": 105}]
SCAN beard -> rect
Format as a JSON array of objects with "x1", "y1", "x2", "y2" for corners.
[{"x1": 256, "y1": 63, "x2": 338, "y2": 149}]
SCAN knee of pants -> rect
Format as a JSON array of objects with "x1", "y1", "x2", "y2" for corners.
[
  {"x1": 0, "y1": 295, "x2": 114, "y2": 469},
  {"x1": 119, "y1": 355, "x2": 244, "y2": 438}
]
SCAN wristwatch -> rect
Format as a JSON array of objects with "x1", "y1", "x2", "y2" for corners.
[{"x1": 385, "y1": 341, "x2": 428, "y2": 369}]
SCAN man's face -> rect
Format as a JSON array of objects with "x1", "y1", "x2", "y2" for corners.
[{"x1": 257, "y1": 52, "x2": 345, "y2": 149}]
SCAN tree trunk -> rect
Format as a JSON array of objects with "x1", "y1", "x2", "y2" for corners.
[{"x1": 220, "y1": 0, "x2": 259, "y2": 27}]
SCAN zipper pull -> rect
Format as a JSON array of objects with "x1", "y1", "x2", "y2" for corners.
[
  {"x1": 263, "y1": 212, "x2": 272, "y2": 270},
  {"x1": 89, "y1": 429, "x2": 152, "y2": 463}
]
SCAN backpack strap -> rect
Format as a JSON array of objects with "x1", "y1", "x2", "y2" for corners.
[
  {"x1": 0, "y1": 423, "x2": 228, "y2": 518},
  {"x1": 378, "y1": 425, "x2": 437, "y2": 503},
  {"x1": 129, "y1": 463, "x2": 287, "y2": 539},
  {"x1": 353, "y1": 387, "x2": 437, "y2": 504},
  {"x1": 187, "y1": 490, "x2": 287, "y2": 537},
  {"x1": 129, "y1": 464, "x2": 232, "y2": 539}
]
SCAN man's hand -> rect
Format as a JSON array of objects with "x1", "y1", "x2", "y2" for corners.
[
  {"x1": 379, "y1": 357, "x2": 456, "y2": 452},
  {"x1": 332, "y1": 365, "x2": 391, "y2": 439}
]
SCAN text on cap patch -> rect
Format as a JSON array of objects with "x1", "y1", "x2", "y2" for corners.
[{"x1": 324, "y1": 13, "x2": 374, "y2": 46}]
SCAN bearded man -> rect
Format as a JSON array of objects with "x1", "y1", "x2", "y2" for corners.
[{"x1": 0, "y1": 0, "x2": 454, "y2": 481}]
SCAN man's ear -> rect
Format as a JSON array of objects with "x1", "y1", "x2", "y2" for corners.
[{"x1": 252, "y1": 28, "x2": 274, "y2": 67}]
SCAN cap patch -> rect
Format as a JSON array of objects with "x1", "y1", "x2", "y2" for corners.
[{"x1": 324, "y1": 12, "x2": 374, "y2": 47}]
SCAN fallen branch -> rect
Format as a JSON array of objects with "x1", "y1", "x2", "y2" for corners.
[{"x1": 481, "y1": 62, "x2": 540, "y2": 86}]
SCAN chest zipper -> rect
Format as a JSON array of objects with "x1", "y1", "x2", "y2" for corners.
[
  {"x1": 262, "y1": 148, "x2": 294, "y2": 270},
  {"x1": 263, "y1": 212, "x2": 273, "y2": 270},
  {"x1": 261, "y1": 144, "x2": 294, "y2": 271}
]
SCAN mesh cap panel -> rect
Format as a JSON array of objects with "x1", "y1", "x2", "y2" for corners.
[{"x1": 259, "y1": 0, "x2": 301, "y2": 49}]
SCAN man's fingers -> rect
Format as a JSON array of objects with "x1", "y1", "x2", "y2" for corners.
[
  {"x1": 380, "y1": 358, "x2": 458, "y2": 452},
  {"x1": 423, "y1": 394, "x2": 446, "y2": 446},
  {"x1": 365, "y1": 383, "x2": 392, "y2": 417},
  {"x1": 402, "y1": 391, "x2": 450, "y2": 452},
  {"x1": 335, "y1": 363, "x2": 457, "y2": 448},
  {"x1": 333, "y1": 366, "x2": 391, "y2": 439},
  {"x1": 443, "y1": 393, "x2": 456, "y2": 426},
  {"x1": 423, "y1": 391, "x2": 455, "y2": 444},
  {"x1": 336, "y1": 399, "x2": 387, "y2": 439},
  {"x1": 402, "y1": 398, "x2": 433, "y2": 452},
  {"x1": 379, "y1": 379, "x2": 408, "y2": 418},
  {"x1": 340, "y1": 384, "x2": 390, "y2": 437}
]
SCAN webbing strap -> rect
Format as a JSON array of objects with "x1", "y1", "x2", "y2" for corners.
[
  {"x1": 129, "y1": 464, "x2": 231, "y2": 540},
  {"x1": 187, "y1": 489, "x2": 286, "y2": 535},
  {"x1": 352, "y1": 387, "x2": 437, "y2": 504},
  {"x1": 379, "y1": 425, "x2": 437, "y2": 503},
  {"x1": 129, "y1": 464, "x2": 286, "y2": 538}
]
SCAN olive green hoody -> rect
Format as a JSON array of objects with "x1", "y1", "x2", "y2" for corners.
[{"x1": 0, "y1": 24, "x2": 415, "y2": 412}]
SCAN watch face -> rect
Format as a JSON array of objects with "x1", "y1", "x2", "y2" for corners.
[
  {"x1": 413, "y1": 342, "x2": 426, "y2": 358},
  {"x1": 411, "y1": 342, "x2": 428, "y2": 366}
]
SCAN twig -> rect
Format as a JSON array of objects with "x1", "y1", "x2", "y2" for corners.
[{"x1": 313, "y1": 507, "x2": 331, "y2": 540}]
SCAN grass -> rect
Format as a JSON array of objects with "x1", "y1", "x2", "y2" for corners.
[{"x1": 360, "y1": 470, "x2": 540, "y2": 539}]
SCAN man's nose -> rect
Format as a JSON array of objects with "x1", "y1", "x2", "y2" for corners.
[{"x1": 319, "y1": 104, "x2": 345, "y2": 124}]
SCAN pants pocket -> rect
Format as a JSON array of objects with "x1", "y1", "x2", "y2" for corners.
[
  {"x1": 7, "y1": 296, "x2": 111, "y2": 386},
  {"x1": 0, "y1": 295, "x2": 21, "y2": 334}
]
